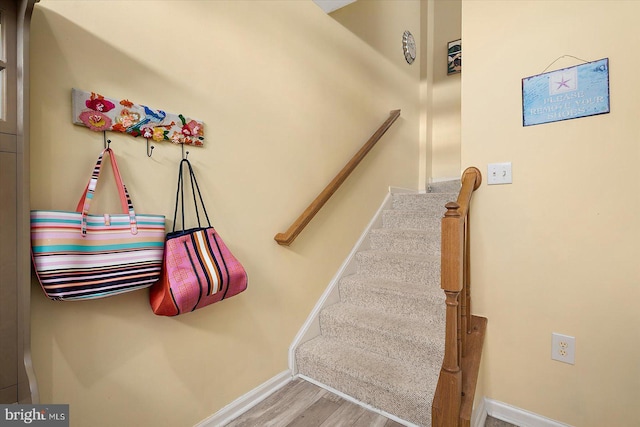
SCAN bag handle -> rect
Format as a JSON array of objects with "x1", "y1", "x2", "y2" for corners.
[
  {"x1": 75, "y1": 148, "x2": 138, "y2": 236},
  {"x1": 172, "y1": 158, "x2": 211, "y2": 233}
]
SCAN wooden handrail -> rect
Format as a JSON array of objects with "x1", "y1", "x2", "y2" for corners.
[
  {"x1": 455, "y1": 167, "x2": 482, "y2": 217},
  {"x1": 432, "y1": 167, "x2": 482, "y2": 427},
  {"x1": 274, "y1": 109, "x2": 401, "y2": 246},
  {"x1": 458, "y1": 167, "x2": 481, "y2": 349}
]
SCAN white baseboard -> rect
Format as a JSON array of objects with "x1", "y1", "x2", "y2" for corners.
[
  {"x1": 472, "y1": 396, "x2": 487, "y2": 427},
  {"x1": 484, "y1": 398, "x2": 574, "y2": 427},
  {"x1": 193, "y1": 370, "x2": 292, "y2": 427}
]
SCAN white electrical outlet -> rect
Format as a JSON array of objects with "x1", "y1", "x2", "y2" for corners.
[
  {"x1": 487, "y1": 162, "x2": 512, "y2": 185},
  {"x1": 551, "y1": 333, "x2": 576, "y2": 365}
]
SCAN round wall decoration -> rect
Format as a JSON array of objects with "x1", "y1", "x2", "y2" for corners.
[{"x1": 402, "y1": 30, "x2": 416, "y2": 64}]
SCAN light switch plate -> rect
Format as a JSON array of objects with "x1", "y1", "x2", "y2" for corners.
[{"x1": 487, "y1": 162, "x2": 512, "y2": 185}]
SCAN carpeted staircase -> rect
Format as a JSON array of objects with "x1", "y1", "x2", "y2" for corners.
[{"x1": 295, "y1": 182, "x2": 460, "y2": 426}]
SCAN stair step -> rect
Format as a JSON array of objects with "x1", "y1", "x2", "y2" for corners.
[
  {"x1": 392, "y1": 192, "x2": 456, "y2": 212},
  {"x1": 369, "y1": 228, "x2": 441, "y2": 255},
  {"x1": 382, "y1": 209, "x2": 442, "y2": 231},
  {"x1": 293, "y1": 189, "x2": 459, "y2": 426},
  {"x1": 356, "y1": 250, "x2": 440, "y2": 285},
  {"x1": 428, "y1": 180, "x2": 461, "y2": 194},
  {"x1": 339, "y1": 274, "x2": 445, "y2": 320},
  {"x1": 296, "y1": 336, "x2": 440, "y2": 426},
  {"x1": 319, "y1": 303, "x2": 445, "y2": 365}
]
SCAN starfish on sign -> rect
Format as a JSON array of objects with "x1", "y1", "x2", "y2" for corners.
[{"x1": 556, "y1": 77, "x2": 571, "y2": 89}]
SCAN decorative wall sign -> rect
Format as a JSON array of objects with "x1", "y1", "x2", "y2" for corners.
[
  {"x1": 447, "y1": 39, "x2": 461, "y2": 75},
  {"x1": 72, "y1": 88, "x2": 205, "y2": 146},
  {"x1": 522, "y1": 58, "x2": 609, "y2": 126}
]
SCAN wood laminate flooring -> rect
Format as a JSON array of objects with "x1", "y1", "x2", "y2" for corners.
[
  {"x1": 223, "y1": 378, "x2": 405, "y2": 427},
  {"x1": 223, "y1": 377, "x2": 518, "y2": 427}
]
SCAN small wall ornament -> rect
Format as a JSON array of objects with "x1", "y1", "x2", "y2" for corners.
[
  {"x1": 72, "y1": 88, "x2": 205, "y2": 146},
  {"x1": 402, "y1": 30, "x2": 416, "y2": 64},
  {"x1": 447, "y1": 39, "x2": 461, "y2": 75}
]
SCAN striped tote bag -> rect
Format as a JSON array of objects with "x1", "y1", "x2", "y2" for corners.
[
  {"x1": 149, "y1": 159, "x2": 247, "y2": 316},
  {"x1": 30, "y1": 148, "x2": 165, "y2": 300}
]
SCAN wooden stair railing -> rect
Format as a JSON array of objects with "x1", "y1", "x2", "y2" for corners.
[
  {"x1": 432, "y1": 167, "x2": 487, "y2": 427},
  {"x1": 274, "y1": 109, "x2": 401, "y2": 246}
]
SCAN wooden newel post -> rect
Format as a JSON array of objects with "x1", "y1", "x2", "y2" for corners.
[
  {"x1": 432, "y1": 202, "x2": 464, "y2": 427},
  {"x1": 442, "y1": 202, "x2": 464, "y2": 367},
  {"x1": 433, "y1": 168, "x2": 482, "y2": 427}
]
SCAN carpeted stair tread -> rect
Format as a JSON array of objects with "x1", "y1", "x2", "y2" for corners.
[
  {"x1": 339, "y1": 274, "x2": 444, "y2": 319},
  {"x1": 319, "y1": 302, "x2": 445, "y2": 364},
  {"x1": 295, "y1": 190, "x2": 460, "y2": 426},
  {"x1": 356, "y1": 250, "x2": 440, "y2": 285},
  {"x1": 369, "y1": 228, "x2": 440, "y2": 256},
  {"x1": 427, "y1": 180, "x2": 461, "y2": 194},
  {"x1": 392, "y1": 192, "x2": 457, "y2": 211},
  {"x1": 382, "y1": 209, "x2": 442, "y2": 231},
  {"x1": 296, "y1": 336, "x2": 440, "y2": 426}
]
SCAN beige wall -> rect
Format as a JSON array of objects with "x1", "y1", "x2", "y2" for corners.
[
  {"x1": 430, "y1": 0, "x2": 461, "y2": 181},
  {"x1": 330, "y1": 0, "x2": 422, "y2": 187},
  {"x1": 462, "y1": 1, "x2": 640, "y2": 426},
  {"x1": 29, "y1": 1, "x2": 420, "y2": 426},
  {"x1": 333, "y1": 0, "x2": 462, "y2": 188},
  {"x1": 331, "y1": 0, "x2": 421, "y2": 80}
]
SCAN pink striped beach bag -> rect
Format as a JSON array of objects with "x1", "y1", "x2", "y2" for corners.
[
  {"x1": 149, "y1": 159, "x2": 247, "y2": 316},
  {"x1": 30, "y1": 148, "x2": 166, "y2": 300}
]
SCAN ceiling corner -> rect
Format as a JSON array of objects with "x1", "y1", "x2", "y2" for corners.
[{"x1": 313, "y1": 0, "x2": 357, "y2": 14}]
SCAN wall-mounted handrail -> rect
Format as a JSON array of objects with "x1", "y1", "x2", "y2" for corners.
[
  {"x1": 274, "y1": 109, "x2": 401, "y2": 246},
  {"x1": 432, "y1": 166, "x2": 482, "y2": 427}
]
